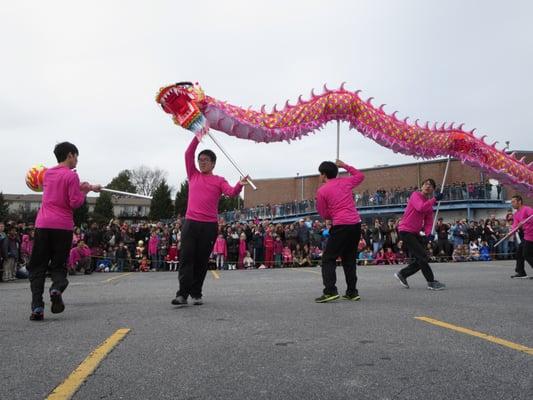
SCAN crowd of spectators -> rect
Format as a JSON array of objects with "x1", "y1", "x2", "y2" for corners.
[
  {"x1": 0, "y1": 206, "x2": 518, "y2": 281},
  {"x1": 221, "y1": 181, "x2": 505, "y2": 222}
]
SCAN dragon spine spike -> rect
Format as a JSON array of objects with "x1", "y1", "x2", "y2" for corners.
[
  {"x1": 414, "y1": 119, "x2": 420, "y2": 127},
  {"x1": 156, "y1": 83, "x2": 533, "y2": 195},
  {"x1": 366, "y1": 97, "x2": 374, "y2": 105},
  {"x1": 311, "y1": 88, "x2": 316, "y2": 98},
  {"x1": 261, "y1": 105, "x2": 266, "y2": 113},
  {"x1": 323, "y1": 83, "x2": 330, "y2": 93},
  {"x1": 340, "y1": 82, "x2": 347, "y2": 91}
]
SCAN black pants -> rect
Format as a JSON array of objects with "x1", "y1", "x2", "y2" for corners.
[
  {"x1": 177, "y1": 220, "x2": 218, "y2": 299},
  {"x1": 28, "y1": 228, "x2": 72, "y2": 310},
  {"x1": 399, "y1": 231, "x2": 435, "y2": 282},
  {"x1": 321, "y1": 223, "x2": 361, "y2": 296},
  {"x1": 515, "y1": 240, "x2": 533, "y2": 275},
  {"x1": 436, "y1": 238, "x2": 451, "y2": 256}
]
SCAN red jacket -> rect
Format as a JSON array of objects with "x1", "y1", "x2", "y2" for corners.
[{"x1": 167, "y1": 245, "x2": 178, "y2": 261}]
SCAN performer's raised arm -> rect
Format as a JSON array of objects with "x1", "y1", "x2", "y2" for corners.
[
  {"x1": 336, "y1": 160, "x2": 364, "y2": 188},
  {"x1": 185, "y1": 136, "x2": 200, "y2": 178}
]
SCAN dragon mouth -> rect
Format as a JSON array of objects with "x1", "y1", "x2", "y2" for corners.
[{"x1": 156, "y1": 85, "x2": 181, "y2": 106}]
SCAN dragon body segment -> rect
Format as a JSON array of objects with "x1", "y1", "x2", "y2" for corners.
[{"x1": 156, "y1": 83, "x2": 533, "y2": 195}]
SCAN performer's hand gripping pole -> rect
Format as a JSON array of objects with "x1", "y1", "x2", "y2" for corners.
[
  {"x1": 206, "y1": 132, "x2": 258, "y2": 190},
  {"x1": 431, "y1": 156, "x2": 451, "y2": 236},
  {"x1": 494, "y1": 213, "x2": 533, "y2": 248}
]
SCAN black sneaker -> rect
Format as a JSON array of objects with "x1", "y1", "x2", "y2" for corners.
[
  {"x1": 394, "y1": 272, "x2": 409, "y2": 289},
  {"x1": 314, "y1": 293, "x2": 340, "y2": 303},
  {"x1": 342, "y1": 294, "x2": 361, "y2": 301},
  {"x1": 30, "y1": 307, "x2": 44, "y2": 321},
  {"x1": 50, "y1": 290, "x2": 65, "y2": 314},
  {"x1": 171, "y1": 295, "x2": 188, "y2": 305},
  {"x1": 510, "y1": 273, "x2": 529, "y2": 279},
  {"x1": 427, "y1": 281, "x2": 446, "y2": 290},
  {"x1": 191, "y1": 297, "x2": 203, "y2": 305}
]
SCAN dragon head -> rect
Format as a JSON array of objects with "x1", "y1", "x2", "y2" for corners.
[{"x1": 156, "y1": 82, "x2": 208, "y2": 135}]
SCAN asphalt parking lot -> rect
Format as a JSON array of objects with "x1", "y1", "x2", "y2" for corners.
[{"x1": 1, "y1": 260, "x2": 532, "y2": 400}]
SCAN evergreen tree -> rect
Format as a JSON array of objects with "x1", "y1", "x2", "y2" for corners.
[
  {"x1": 92, "y1": 192, "x2": 114, "y2": 223},
  {"x1": 0, "y1": 192, "x2": 9, "y2": 222},
  {"x1": 149, "y1": 179, "x2": 173, "y2": 220},
  {"x1": 219, "y1": 195, "x2": 242, "y2": 212},
  {"x1": 107, "y1": 170, "x2": 137, "y2": 193},
  {"x1": 174, "y1": 180, "x2": 188, "y2": 217},
  {"x1": 73, "y1": 199, "x2": 89, "y2": 226}
]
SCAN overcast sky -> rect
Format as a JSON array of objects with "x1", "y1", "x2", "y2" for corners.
[{"x1": 2, "y1": 0, "x2": 532, "y2": 196}]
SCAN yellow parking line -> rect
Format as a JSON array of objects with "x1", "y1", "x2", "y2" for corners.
[
  {"x1": 210, "y1": 270, "x2": 220, "y2": 279},
  {"x1": 103, "y1": 272, "x2": 132, "y2": 283},
  {"x1": 415, "y1": 316, "x2": 533, "y2": 356},
  {"x1": 47, "y1": 328, "x2": 131, "y2": 400}
]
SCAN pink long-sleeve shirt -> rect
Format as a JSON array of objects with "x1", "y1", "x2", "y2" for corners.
[
  {"x1": 512, "y1": 205, "x2": 533, "y2": 242},
  {"x1": 316, "y1": 165, "x2": 364, "y2": 226},
  {"x1": 68, "y1": 245, "x2": 91, "y2": 267},
  {"x1": 185, "y1": 137, "x2": 243, "y2": 222},
  {"x1": 148, "y1": 236, "x2": 159, "y2": 256},
  {"x1": 398, "y1": 191, "x2": 436, "y2": 236},
  {"x1": 35, "y1": 165, "x2": 86, "y2": 230},
  {"x1": 213, "y1": 237, "x2": 227, "y2": 256}
]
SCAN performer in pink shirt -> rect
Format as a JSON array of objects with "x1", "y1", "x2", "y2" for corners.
[
  {"x1": 394, "y1": 179, "x2": 445, "y2": 290},
  {"x1": 171, "y1": 136, "x2": 248, "y2": 306},
  {"x1": 510, "y1": 194, "x2": 533, "y2": 279},
  {"x1": 315, "y1": 159, "x2": 364, "y2": 303},
  {"x1": 28, "y1": 142, "x2": 101, "y2": 321}
]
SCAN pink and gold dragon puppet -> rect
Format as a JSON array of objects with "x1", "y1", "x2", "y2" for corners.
[{"x1": 156, "y1": 82, "x2": 532, "y2": 196}]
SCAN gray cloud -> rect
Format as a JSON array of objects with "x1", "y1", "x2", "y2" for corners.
[{"x1": 1, "y1": 0, "x2": 532, "y2": 195}]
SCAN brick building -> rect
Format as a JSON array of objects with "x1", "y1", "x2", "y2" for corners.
[{"x1": 244, "y1": 151, "x2": 532, "y2": 207}]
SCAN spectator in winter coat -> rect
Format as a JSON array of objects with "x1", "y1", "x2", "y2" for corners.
[
  {"x1": 384, "y1": 247, "x2": 397, "y2": 265},
  {"x1": 148, "y1": 231, "x2": 160, "y2": 271},
  {"x1": 282, "y1": 245, "x2": 293, "y2": 267},
  {"x1": 2, "y1": 227, "x2": 20, "y2": 281},
  {"x1": 166, "y1": 243, "x2": 179, "y2": 271},
  {"x1": 238, "y1": 233, "x2": 248, "y2": 269},
  {"x1": 68, "y1": 240, "x2": 91, "y2": 274},
  {"x1": 213, "y1": 234, "x2": 227, "y2": 270},
  {"x1": 273, "y1": 235, "x2": 283, "y2": 268},
  {"x1": 21, "y1": 232, "x2": 34, "y2": 267},
  {"x1": 264, "y1": 231, "x2": 275, "y2": 268}
]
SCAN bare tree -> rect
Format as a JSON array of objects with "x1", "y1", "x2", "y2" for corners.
[{"x1": 130, "y1": 165, "x2": 168, "y2": 197}]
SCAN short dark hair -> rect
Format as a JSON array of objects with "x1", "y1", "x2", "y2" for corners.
[
  {"x1": 198, "y1": 149, "x2": 216, "y2": 163},
  {"x1": 318, "y1": 161, "x2": 338, "y2": 179},
  {"x1": 422, "y1": 178, "x2": 436, "y2": 189},
  {"x1": 54, "y1": 142, "x2": 79, "y2": 163},
  {"x1": 512, "y1": 194, "x2": 523, "y2": 203}
]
